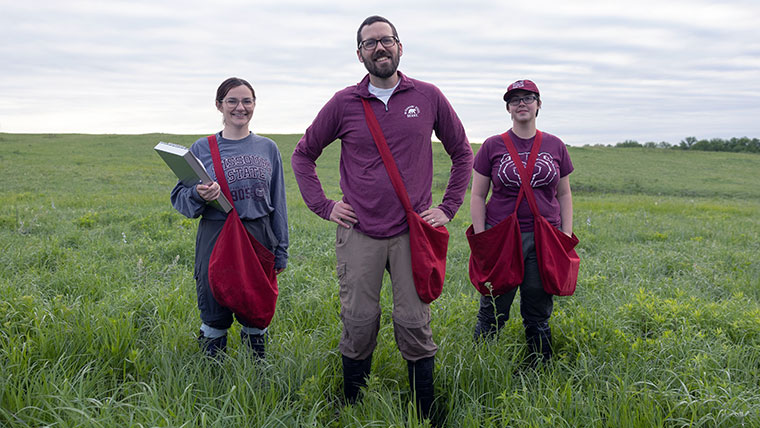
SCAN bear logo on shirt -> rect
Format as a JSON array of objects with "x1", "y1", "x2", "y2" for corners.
[{"x1": 404, "y1": 105, "x2": 420, "y2": 118}]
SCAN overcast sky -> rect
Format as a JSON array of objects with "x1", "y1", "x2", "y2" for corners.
[{"x1": 1, "y1": 0, "x2": 758, "y2": 145}]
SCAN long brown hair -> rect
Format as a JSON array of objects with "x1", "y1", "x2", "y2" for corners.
[{"x1": 215, "y1": 77, "x2": 256, "y2": 104}]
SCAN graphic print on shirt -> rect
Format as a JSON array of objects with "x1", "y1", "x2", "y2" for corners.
[
  {"x1": 497, "y1": 152, "x2": 557, "y2": 189},
  {"x1": 222, "y1": 154, "x2": 273, "y2": 202},
  {"x1": 404, "y1": 105, "x2": 420, "y2": 118}
]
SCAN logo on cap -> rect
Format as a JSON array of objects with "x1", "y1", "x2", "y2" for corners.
[{"x1": 512, "y1": 81, "x2": 526, "y2": 89}]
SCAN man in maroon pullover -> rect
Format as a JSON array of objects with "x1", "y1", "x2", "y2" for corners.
[{"x1": 291, "y1": 15, "x2": 473, "y2": 419}]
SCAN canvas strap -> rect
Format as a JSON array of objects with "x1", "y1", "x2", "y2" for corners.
[
  {"x1": 501, "y1": 130, "x2": 544, "y2": 218},
  {"x1": 360, "y1": 98, "x2": 414, "y2": 213},
  {"x1": 207, "y1": 134, "x2": 237, "y2": 215}
]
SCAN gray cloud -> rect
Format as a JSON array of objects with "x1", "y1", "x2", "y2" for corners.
[{"x1": 1, "y1": 0, "x2": 758, "y2": 145}]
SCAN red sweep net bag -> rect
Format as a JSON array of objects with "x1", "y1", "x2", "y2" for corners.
[
  {"x1": 206, "y1": 135, "x2": 278, "y2": 327},
  {"x1": 406, "y1": 211, "x2": 449, "y2": 303},
  {"x1": 503, "y1": 131, "x2": 580, "y2": 296},
  {"x1": 361, "y1": 99, "x2": 448, "y2": 303},
  {"x1": 466, "y1": 132, "x2": 543, "y2": 296},
  {"x1": 465, "y1": 188, "x2": 524, "y2": 296},
  {"x1": 533, "y1": 216, "x2": 579, "y2": 296}
]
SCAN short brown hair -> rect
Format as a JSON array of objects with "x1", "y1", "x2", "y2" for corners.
[{"x1": 356, "y1": 16, "x2": 399, "y2": 47}]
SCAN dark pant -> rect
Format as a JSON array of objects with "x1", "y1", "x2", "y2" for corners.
[
  {"x1": 194, "y1": 216, "x2": 278, "y2": 330},
  {"x1": 475, "y1": 232, "x2": 553, "y2": 339}
]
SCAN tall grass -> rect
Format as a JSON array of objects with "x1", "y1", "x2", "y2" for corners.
[{"x1": 1, "y1": 133, "x2": 759, "y2": 427}]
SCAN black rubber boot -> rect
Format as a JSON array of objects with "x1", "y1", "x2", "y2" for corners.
[
  {"x1": 198, "y1": 331, "x2": 227, "y2": 359},
  {"x1": 342, "y1": 354, "x2": 372, "y2": 404},
  {"x1": 241, "y1": 330, "x2": 267, "y2": 360},
  {"x1": 407, "y1": 356, "x2": 435, "y2": 422},
  {"x1": 525, "y1": 323, "x2": 552, "y2": 368}
]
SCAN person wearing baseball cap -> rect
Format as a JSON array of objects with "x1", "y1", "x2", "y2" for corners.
[
  {"x1": 469, "y1": 79, "x2": 575, "y2": 368},
  {"x1": 503, "y1": 79, "x2": 540, "y2": 102}
]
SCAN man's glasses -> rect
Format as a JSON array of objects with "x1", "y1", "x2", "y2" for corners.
[
  {"x1": 507, "y1": 95, "x2": 538, "y2": 106},
  {"x1": 359, "y1": 36, "x2": 399, "y2": 51},
  {"x1": 223, "y1": 98, "x2": 254, "y2": 107}
]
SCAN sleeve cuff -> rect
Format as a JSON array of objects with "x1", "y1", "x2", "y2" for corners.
[
  {"x1": 190, "y1": 186, "x2": 205, "y2": 203},
  {"x1": 274, "y1": 254, "x2": 288, "y2": 270},
  {"x1": 437, "y1": 204, "x2": 454, "y2": 221}
]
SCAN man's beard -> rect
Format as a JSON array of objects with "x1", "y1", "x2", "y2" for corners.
[{"x1": 362, "y1": 50, "x2": 400, "y2": 79}]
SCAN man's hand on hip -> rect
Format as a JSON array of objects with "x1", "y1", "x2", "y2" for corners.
[
  {"x1": 330, "y1": 200, "x2": 358, "y2": 228},
  {"x1": 421, "y1": 208, "x2": 449, "y2": 227}
]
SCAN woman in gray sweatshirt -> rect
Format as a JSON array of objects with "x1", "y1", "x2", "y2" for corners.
[{"x1": 171, "y1": 77, "x2": 288, "y2": 359}]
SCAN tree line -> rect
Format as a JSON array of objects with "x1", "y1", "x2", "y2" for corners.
[{"x1": 586, "y1": 136, "x2": 760, "y2": 153}]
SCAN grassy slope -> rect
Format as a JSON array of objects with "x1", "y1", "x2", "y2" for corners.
[{"x1": 1, "y1": 133, "x2": 759, "y2": 427}]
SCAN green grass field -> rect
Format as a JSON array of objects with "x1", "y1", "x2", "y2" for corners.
[{"x1": 1, "y1": 133, "x2": 759, "y2": 427}]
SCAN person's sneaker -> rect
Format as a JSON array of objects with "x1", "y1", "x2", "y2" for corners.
[
  {"x1": 241, "y1": 330, "x2": 267, "y2": 359},
  {"x1": 198, "y1": 331, "x2": 227, "y2": 359}
]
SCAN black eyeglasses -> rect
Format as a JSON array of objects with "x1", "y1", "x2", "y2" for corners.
[
  {"x1": 507, "y1": 95, "x2": 538, "y2": 106},
  {"x1": 359, "y1": 36, "x2": 398, "y2": 50}
]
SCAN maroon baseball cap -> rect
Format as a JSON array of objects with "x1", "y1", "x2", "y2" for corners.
[{"x1": 503, "y1": 80, "x2": 540, "y2": 101}]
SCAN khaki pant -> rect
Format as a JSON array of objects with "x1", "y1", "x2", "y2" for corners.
[{"x1": 335, "y1": 226, "x2": 438, "y2": 361}]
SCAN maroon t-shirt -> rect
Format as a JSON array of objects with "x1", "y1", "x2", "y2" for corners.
[{"x1": 473, "y1": 130, "x2": 573, "y2": 232}]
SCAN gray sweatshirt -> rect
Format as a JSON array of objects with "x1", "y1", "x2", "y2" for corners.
[{"x1": 171, "y1": 132, "x2": 288, "y2": 268}]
